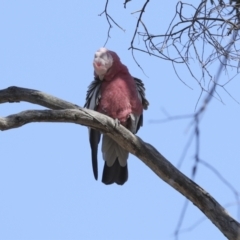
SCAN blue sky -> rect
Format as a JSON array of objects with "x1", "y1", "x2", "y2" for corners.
[{"x1": 0, "y1": 1, "x2": 239, "y2": 240}]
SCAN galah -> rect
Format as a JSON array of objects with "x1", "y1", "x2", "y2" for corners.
[{"x1": 84, "y1": 48, "x2": 148, "y2": 185}]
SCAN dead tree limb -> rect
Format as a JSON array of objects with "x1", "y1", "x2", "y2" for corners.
[{"x1": 0, "y1": 86, "x2": 240, "y2": 239}]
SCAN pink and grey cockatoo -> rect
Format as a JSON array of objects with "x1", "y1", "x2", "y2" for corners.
[{"x1": 84, "y1": 48, "x2": 148, "y2": 185}]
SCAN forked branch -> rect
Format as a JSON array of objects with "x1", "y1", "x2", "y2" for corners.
[{"x1": 0, "y1": 86, "x2": 239, "y2": 239}]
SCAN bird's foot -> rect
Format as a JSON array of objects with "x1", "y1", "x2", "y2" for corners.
[{"x1": 114, "y1": 118, "x2": 120, "y2": 128}]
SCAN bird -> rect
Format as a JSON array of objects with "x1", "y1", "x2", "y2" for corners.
[{"x1": 84, "y1": 47, "x2": 148, "y2": 185}]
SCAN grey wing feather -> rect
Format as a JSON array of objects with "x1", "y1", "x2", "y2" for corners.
[
  {"x1": 90, "y1": 129, "x2": 100, "y2": 180},
  {"x1": 134, "y1": 77, "x2": 149, "y2": 110},
  {"x1": 84, "y1": 77, "x2": 101, "y2": 110},
  {"x1": 84, "y1": 77, "x2": 102, "y2": 180},
  {"x1": 132, "y1": 77, "x2": 149, "y2": 133}
]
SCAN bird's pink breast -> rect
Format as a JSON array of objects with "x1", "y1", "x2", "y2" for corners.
[{"x1": 98, "y1": 75, "x2": 142, "y2": 123}]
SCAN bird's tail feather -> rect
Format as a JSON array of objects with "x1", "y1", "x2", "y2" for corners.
[
  {"x1": 102, "y1": 135, "x2": 128, "y2": 166},
  {"x1": 102, "y1": 160, "x2": 128, "y2": 185}
]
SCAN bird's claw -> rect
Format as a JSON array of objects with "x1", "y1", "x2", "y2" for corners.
[{"x1": 114, "y1": 118, "x2": 120, "y2": 128}]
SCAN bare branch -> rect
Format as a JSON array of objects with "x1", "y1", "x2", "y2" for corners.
[
  {"x1": 0, "y1": 86, "x2": 80, "y2": 110},
  {"x1": 128, "y1": 0, "x2": 150, "y2": 72},
  {"x1": 127, "y1": 1, "x2": 240, "y2": 99},
  {"x1": 123, "y1": 0, "x2": 131, "y2": 9},
  {"x1": 0, "y1": 85, "x2": 240, "y2": 239},
  {"x1": 99, "y1": 0, "x2": 125, "y2": 46},
  {"x1": 175, "y1": 29, "x2": 238, "y2": 237}
]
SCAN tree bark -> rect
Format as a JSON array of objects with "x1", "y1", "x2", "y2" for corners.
[{"x1": 0, "y1": 86, "x2": 240, "y2": 240}]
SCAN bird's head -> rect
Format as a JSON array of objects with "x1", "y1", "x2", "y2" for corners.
[{"x1": 93, "y1": 48, "x2": 113, "y2": 80}]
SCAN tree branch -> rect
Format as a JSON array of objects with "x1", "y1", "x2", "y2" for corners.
[
  {"x1": 0, "y1": 86, "x2": 80, "y2": 110},
  {"x1": 0, "y1": 86, "x2": 240, "y2": 240}
]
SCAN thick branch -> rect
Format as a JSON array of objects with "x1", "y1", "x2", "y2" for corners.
[
  {"x1": 0, "y1": 86, "x2": 80, "y2": 110},
  {"x1": 0, "y1": 86, "x2": 240, "y2": 240}
]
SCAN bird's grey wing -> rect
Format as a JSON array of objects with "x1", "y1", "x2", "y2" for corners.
[
  {"x1": 84, "y1": 77, "x2": 101, "y2": 180},
  {"x1": 132, "y1": 77, "x2": 149, "y2": 133},
  {"x1": 84, "y1": 77, "x2": 101, "y2": 109},
  {"x1": 134, "y1": 77, "x2": 149, "y2": 110}
]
